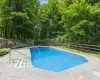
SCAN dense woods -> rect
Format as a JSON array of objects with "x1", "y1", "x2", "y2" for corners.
[
  {"x1": 0, "y1": 0, "x2": 39, "y2": 40},
  {"x1": 0, "y1": 0, "x2": 100, "y2": 45}
]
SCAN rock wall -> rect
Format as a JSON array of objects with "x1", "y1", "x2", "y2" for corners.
[{"x1": 0, "y1": 38, "x2": 8, "y2": 48}]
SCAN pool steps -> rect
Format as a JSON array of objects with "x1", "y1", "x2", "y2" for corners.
[{"x1": 15, "y1": 58, "x2": 32, "y2": 68}]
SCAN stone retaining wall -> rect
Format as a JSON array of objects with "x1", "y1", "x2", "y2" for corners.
[{"x1": 0, "y1": 38, "x2": 8, "y2": 48}]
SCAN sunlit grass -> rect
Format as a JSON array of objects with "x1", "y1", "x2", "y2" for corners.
[{"x1": 55, "y1": 46, "x2": 100, "y2": 59}]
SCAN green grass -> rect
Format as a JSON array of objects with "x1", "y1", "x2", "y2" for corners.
[{"x1": 55, "y1": 46, "x2": 100, "y2": 59}]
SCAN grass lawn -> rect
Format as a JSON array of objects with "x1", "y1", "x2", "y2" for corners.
[{"x1": 55, "y1": 46, "x2": 100, "y2": 59}]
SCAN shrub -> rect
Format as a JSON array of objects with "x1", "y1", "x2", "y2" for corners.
[
  {"x1": 8, "y1": 40, "x2": 13, "y2": 48},
  {"x1": 0, "y1": 48, "x2": 11, "y2": 56}
]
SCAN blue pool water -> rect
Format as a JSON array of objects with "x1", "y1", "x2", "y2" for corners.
[{"x1": 30, "y1": 47, "x2": 88, "y2": 72}]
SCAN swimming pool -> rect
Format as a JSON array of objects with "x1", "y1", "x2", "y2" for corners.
[{"x1": 30, "y1": 47, "x2": 88, "y2": 72}]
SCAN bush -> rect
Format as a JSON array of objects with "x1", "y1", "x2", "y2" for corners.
[
  {"x1": 8, "y1": 40, "x2": 13, "y2": 48},
  {"x1": 0, "y1": 48, "x2": 11, "y2": 56}
]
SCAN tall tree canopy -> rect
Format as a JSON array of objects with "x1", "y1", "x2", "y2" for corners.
[
  {"x1": 0, "y1": 0, "x2": 39, "y2": 40},
  {"x1": 0, "y1": 0, "x2": 100, "y2": 45}
]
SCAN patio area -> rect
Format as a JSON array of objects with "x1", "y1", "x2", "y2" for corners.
[{"x1": 0, "y1": 47, "x2": 100, "y2": 80}]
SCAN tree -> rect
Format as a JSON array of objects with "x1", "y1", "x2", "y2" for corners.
[
  {"x1": 0, "y1": 0, "x2": 40, "y2": 41},
  {"x1": 0, "y1": 0, "x2": 100, "y2": 45}
]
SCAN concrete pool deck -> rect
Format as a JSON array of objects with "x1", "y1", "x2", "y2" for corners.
[{"x1": 0, "y1": 46, "x2": 100, "y2": 80}]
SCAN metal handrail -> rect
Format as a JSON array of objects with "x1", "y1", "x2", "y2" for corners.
[
  {"x1": 15, "y1": 50, "x2": 31, "y2": 59},
  {"x1": 9, "y1": 49, "x2": 31, "y2": 64}
]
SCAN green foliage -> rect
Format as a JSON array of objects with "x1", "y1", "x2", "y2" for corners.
[
  {"x1": 38, "y1": 0, "x2": 65, "y2": 40},
  {"x1": 8, "y1": 40, "x2": 13, "y2": 48},
  {"x1": 0, "y1": 0, "x2": 40, "y2": 40},
  {"x1": 0, "y1": 0, "x2": 100, "y2": 45},
  {"x1": 0, "y1": 48, "x2": 11, "y2": 56},
  {"x1": 57, "y1": 0, "x2": 100, "y2": 44}
]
